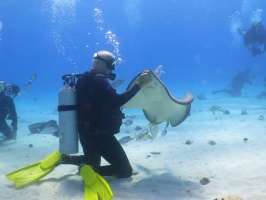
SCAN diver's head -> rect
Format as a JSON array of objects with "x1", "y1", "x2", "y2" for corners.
[
  {"x1": 0, "y1": 81, "x2": 20, "y2": 97},
  {"x1": 92, "y1": 50, "x2": 117, "y2": 80},
  {"x1": 252, "y1": 21, "x2": 264, "y2": 35},
  {"x1": 4, "y1": 84, "x2": 20, "y2": 96},
  {"x1": 0, "y1": 81, "x2": 5, "y2": 98},
  {"x1": 0, "y1": 81, "x2": 5, "y2": 93}
]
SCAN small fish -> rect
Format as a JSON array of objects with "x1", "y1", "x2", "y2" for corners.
[
  {"x1": 118, "y1": 136, "x2": 131, "y2": 145},
  {"x1": 127, "y1": 114, "x2": 137, "y2": 119},
  {"x1": 135, "y1": 129, "x2": 150, "y2": 141},
  {"x1": 150, "y1": 151, "x2": 161, "y2": 155},
  {"x1": 185, "y1": 140, "x2": 193, "y2": 145},
  {"x1": 129, "y1": 133, "x2": 136, "y2": 141},
  {"x1": 135, "y1": 125, "x2": 142, "y2": 131},
  {"x1": 161, "y1": 129, "x2": 167, "y2": 137},
  {"x1": 123, "y1": 119, "x2": 133, "y2": 127},
  {"x1": 110, "y1": 79, "x2": 125, "y2": 89},
  {"x1": 149, "y1": 123, "x2": 159, "y2": 139},
  {"x1": 154, "y1": 65, "x2": 166, "y2": 78},
  {"x1": 22, "y1": 144, "x2": 33, "y2": 148},
  {"x1": 208, "y1": 140, "x2": 216, "y2": 145}
]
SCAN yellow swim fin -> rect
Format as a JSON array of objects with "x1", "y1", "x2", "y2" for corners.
[
  {"x1": 80, "y1": 165, "x2": 114, "y2": 200},
  {"x1": 6, "y1": 151, "x2": 62, "y2": 187}
]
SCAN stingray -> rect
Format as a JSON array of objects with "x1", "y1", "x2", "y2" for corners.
[
  {"x1": 122, "y1": 70, "x2": 194, "y2": 128},
  {"x1": 28, "y1": 120, "x2": 59, "y2": 137}
]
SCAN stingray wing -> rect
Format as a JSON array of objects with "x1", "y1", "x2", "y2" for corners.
[{"x1": 122, "y1": 70, "x2": 193, "y2": 127}]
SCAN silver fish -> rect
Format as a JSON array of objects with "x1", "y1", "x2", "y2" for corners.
[
  {"x1": 123, "y1": 119, "x2": 133, "y2": 127},
  {"x1": 161, "y1": 129, "x2": 167, "y2": 137},
  {"x1": 110, "y1": 79, "x2": 125, "y2": 89},
  {"x1": 127, "y1": 114, "x2": 137, "y2": 119},
  {"x1": 135, "y1": 125, "x2": 142, "y2": 131},
  {"x1": 154, "y1": 65, "x2": 166, "y2": 78},
  {"x1": 135, "y1": 129, "x2": 150, "y2": 141},
  {"x1": 149, "y1": 123, "x2": 159, "y2": 139},
  {"x1": 118, "y1": 136, "x2": 131, "y2": 145}
]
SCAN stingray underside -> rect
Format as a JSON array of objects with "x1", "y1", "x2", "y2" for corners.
[{"x1": 122, "y1": 70, "x2": 194, "y2": 127}]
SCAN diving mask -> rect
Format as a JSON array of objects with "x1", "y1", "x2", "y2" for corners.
[
  {"x1": 0, "y1": 83, "x2": 20, "y2": 96},
  {"x1": 93, "y1": 53, "x2": 117, "y2": 70}
]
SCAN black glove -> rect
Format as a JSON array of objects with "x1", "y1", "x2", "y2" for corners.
[{"x1": 137, "y1": 70, "x2": 152, "y2": 88}]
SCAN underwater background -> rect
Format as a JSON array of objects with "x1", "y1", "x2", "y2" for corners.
[
  {"x1": 1, "y1": 1, "x2": 266, "y2": 200},
  {"x1": 0, "y1": 0, "x2": 266, "y2": 101}
]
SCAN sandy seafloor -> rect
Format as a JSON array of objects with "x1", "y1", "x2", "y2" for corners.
[{"x1": 1, "y1": 87, "x2": 266, "y2": 200}]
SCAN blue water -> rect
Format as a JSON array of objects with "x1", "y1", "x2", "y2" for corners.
[
  {"x1": 1, "y1": 1, "x2": 266, "y2": 199},
  {"x1": 0, "y1": 0, "x2": 265, "y2": 97}
]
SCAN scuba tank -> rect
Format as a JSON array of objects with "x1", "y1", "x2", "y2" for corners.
[{"x1": 58, "y1": 74, "x2": 79, "y2": 154}]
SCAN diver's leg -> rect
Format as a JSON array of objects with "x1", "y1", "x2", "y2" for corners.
[
  {"x1": 256, "y1": 91, "x2": 266, "y2": 99},
  {"x1": 61, "y1": 133, "x2": 100, "y2": 166},
  {"x1": 96, "y1": 134, "x2": 132, "y2": 178},
  {"x1": 0, "y1": 120, "x2": 13, "y2": 139},
  {"x1": 212, "y1": 89, "x2": 228, "y2": 94},
  {"x1": 228, "y1": 88, "x2": 241, "y2": 97},
  {"x1": 79, "y1": 133, "x2": 101, "y2": 167}
]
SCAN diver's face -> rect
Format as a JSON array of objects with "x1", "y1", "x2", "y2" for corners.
[
  {"x1": 101, "y1": 65, "x2": 116, "y2": 80},
  {"x1": 102, "y1": 65, "x2": 112, "y2": 76}
]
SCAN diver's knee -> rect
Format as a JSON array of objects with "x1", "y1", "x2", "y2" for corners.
[
  {"x1": 117, "y1": 165, "x2": 133, "y2": 178},
  {"x1": 118, "y1": 171, "x2": 132, "y2": 178}
]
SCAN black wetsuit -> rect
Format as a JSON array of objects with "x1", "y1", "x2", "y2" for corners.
[
  {"x1": 0, "y1": 92, "x2": 18, "y2": 138},
  {"x1": 240, "y1": 23, "x2": 266, "y2": 56},
  {"x1": 64, "y1": 70, "x2": 140, "y2": 178},
  {"x1": 244, "y1": 26, "x2": 266, "y2": 49},
  {"x1": 212, "y1": 70, "x2": 252, "y2": 97}
]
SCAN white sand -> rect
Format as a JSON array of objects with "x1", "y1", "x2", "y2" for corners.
[{"x1": 1, "y1": 94, "x2": 266, "y2": 200}]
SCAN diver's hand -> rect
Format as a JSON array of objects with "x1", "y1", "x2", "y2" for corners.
[{"x1": 137, "y1": 70, "x2": 152, "y2": 88}]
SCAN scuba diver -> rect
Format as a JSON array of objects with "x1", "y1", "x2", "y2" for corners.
[
  {"x1": 0, "y1": 82, "x2": 19, "y2": 140},
  {"x1": 237, "y1": 21, "x2": 266, "y2": 57},
  {"x1": 212, "y1": 69, "x2": 253, "y2": 97},
  {"x1": 61, "y1": 50, "x2": 152, "y2": 178},
  {"x1": 0, "y1": 73, "x2": 37, "y2": 141},
  {"x1": 5, "y1": 53, "x2": 151, "y2": 199}
]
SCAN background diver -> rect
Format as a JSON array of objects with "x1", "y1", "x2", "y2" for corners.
[
  {"x1": 237, "y1": 21, "x2": 266, "y2": 57},
  {"x1": 0, "y1": 73, "x2": 37, "y2": 141},
  {"x1": 0, "y1": 82, "x2": 19, "y2": 140},
  {"x1": 212, "y1": 69, "x2": 253, "y2": 97}
]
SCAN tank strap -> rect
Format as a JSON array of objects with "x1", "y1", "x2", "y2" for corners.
[{"x1": 58, "y1": 105, "x2": 77, "y2": 112}]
